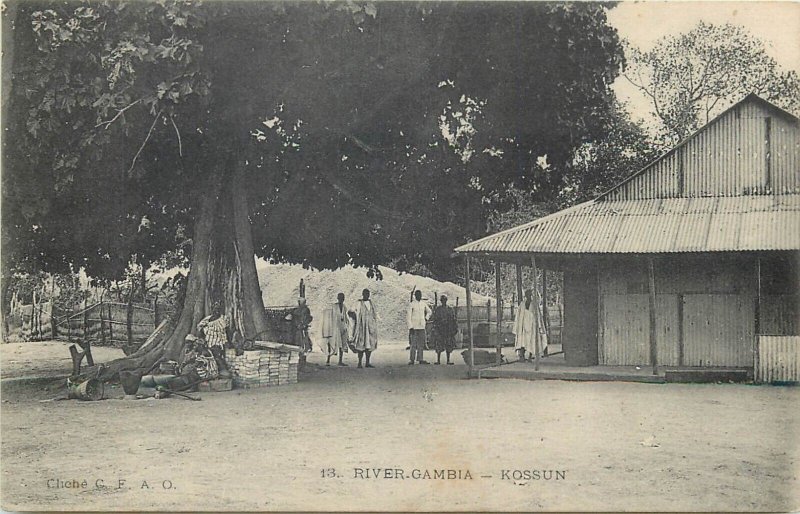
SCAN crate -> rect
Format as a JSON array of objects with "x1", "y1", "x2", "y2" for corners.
[{"x1": 197, "y1": 378, "x2": 233, "y2": 392}]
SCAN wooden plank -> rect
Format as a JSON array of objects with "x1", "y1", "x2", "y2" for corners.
[
  {"x1": 135, "y1": 319, "x2": 171, "y2": 355},
  {"x1": 647, "y1": 258, "x2": 658, "y2": 375},
  {"x1": 665, "y1": 369, "x2": 749, "y2": 383},
  {"x1": 465, "y1": 257, "x2": 474, "y2": 375}
]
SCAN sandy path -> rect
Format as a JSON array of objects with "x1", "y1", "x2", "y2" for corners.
[{"x1": 1, "y1": 341, "x2": 798, "y2": 511}]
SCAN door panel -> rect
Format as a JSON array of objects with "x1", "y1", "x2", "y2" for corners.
[
  {"x1": 683, "y1": 294, "x2": 755, "y2": 367},
  {"x1": 601, "y1": 294, "x2": 679, "y2": 366}
]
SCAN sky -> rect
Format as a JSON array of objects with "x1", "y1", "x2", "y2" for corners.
[{"x1": 607, "y1": 1, "x2": 800, "y2": 125}]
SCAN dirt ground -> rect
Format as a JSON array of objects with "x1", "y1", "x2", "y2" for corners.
[{"x1": 1, "y1": 340, "x2": 798, "y2": 512}]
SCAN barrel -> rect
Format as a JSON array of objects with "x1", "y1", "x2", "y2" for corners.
[
  {"x1": 119, "y1": 371, "x2": 143, "y2": 395},
  {"x1": 140, "y1": 374, "x2": 175, "y2": 388},
  {"x1": 67, "y1": 378, "x2": 104, "y2": 401}
]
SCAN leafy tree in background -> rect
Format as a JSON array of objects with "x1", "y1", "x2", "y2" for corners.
[
  {"x1": 557, "y1": 101, "x2": 659, "y2": 206},
  {"x1": 2, "y1": 1, "x2": 625, "y2": 378},
  {"x1": 624, "y1": 21, "x2": 800, "y2": 145}
]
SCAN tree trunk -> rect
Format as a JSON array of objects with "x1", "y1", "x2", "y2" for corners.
[
  {"x1": 231, "y1": 164, "x2": 270, "y2": 339},
  {"x1": 79, "y1": 158, "x2": 270, "y2": 382},
  {"x1": 1, "y1": 275, "x2": 9, "y2": 342},
  {"x1": 140, "y1": 260, "x2": 148, "y2": 302}
]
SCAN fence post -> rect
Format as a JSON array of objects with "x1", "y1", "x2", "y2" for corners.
[
  {"x1": 107, "y1": 302, "x2": 113, "y2": 344},
  {"x1": 153, "y1": 296, "x2": 159, "y2": 326},
  {"x1": 51, "y1": 303, "x2": 58, "y2": 339},
  {"x1": 126, "y1": 292, "x2": 134, "y2": 348},
  {"x1": 82, "y1": 298, "x2": 89, "y2": 341},
  {"x1": 99, "y1": 300, "x2": 106, "y2": 344},
  {"x1": 31, "y1": 290, "x2": 38, "y2": 340}
]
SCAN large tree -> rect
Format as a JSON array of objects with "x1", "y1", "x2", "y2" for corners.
[
  {"x1": 2, "y1": 1, "x2": 625, "y2": 379},
  {"x1": 624, "y1": 21, "x2": 800, "y2": 145}
]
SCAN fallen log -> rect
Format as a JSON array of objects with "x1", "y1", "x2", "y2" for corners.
[{"x1": 74, "y1": 319, "x2": 175, "y2": 383}]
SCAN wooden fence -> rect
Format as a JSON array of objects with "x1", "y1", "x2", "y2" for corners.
[
  {"x1": 452, "y1": 297, "x2": 563, "y2": 348},
  {"x1": 54, "y1": 299, "x2": 175, "y2": 351}
]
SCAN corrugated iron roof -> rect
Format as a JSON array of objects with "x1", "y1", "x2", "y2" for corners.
[
  {"x1": 455, "y1": 194, "x2": 800, "y2": 255},
  {"x1": 597, "y1": 94, "x2": 800, "y2": 201}
]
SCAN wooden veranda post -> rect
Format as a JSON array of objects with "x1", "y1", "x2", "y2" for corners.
[
  {"x1": 541, "y1": 269, "x2": 550, "y2": 347},
  {"x1": 465, "y1": 257, "x2": 475, "y2": 376},
  {"x1": 755, "y1": 256, "x2": 762, "y2": 374},
  {"x1": 647, "y1": 258, "x2": 658, "y2": 376},
  {"x1": 515, "y1": 264, "x2": 523, "y2": 307},
  {"x1": 531, "y1": 257, "x2": 541, "y2": 371},
  {"x1": 495, "y1": 260, "x2": 502, "y2": 365}
]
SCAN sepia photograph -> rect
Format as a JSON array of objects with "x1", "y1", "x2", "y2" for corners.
[{"x1": 1, "y1": 0, "x2": 798, "y2": 511}]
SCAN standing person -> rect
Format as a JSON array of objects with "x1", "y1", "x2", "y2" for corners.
[
  {"x1": 197, "y1": 304, "x2": 230, "y2": 376},
  {"x1": 321, "y1": 292, "x2": 350, "y2": 367},
  {"x1": 407, "y1": 289, "x2": 432, "y2": 365},
  {"x1": 352, "y1": 288, "x2": 378, "y2": 368},
  {"x1": 430, "y1": 294, "x2": 458, "y2": 365},
  {"x1": 513, "y1": 289, "x2": 535, "y2": 361},
  {"x1": 290, "y1": 297, "x2": 314, "y2": 354}
]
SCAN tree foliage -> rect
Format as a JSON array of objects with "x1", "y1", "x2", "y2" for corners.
[
  {"x1": 624, "y1": 21, "x2": 800, "y2": 145},
  {"x1": 557, "y1": 101, "x2": 659, "y2": 206},
  {"x1": 4, "y1": 1, "x2": 627, "y2": 283},
  {"x1": 2, "y1": 1, "x2": 634, "y2": 372}
]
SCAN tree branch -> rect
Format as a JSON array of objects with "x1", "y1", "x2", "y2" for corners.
[
  {"x1": 346, "y1": 133, "x2": 375, "y2": 154},
  {"x1": 95, "y1": 98, "x2": 143, "y2": 129},
  {"x1": 170, "y1": 115, "x2": 183, "y2": 157},
  {"x1": 319, "y1": 172, "x2": 410, "y2": 221},
  {"x1": 127, "y1": 110, "x2": 163, "y2": 177}
]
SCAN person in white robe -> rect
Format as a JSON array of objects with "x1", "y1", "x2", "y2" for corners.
[
  {"x1": 513, "y1": 288, "x2": 550, "y2": 362},
  {"x1": 321, "y1": 292, "x2": 351, "y2": 366},
  {"x1": 511, "y1": 288, "x2": 534, "y2": 361},
  {"x1": 352, "y1": 288, "x2": 378, "y2": 368}
]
